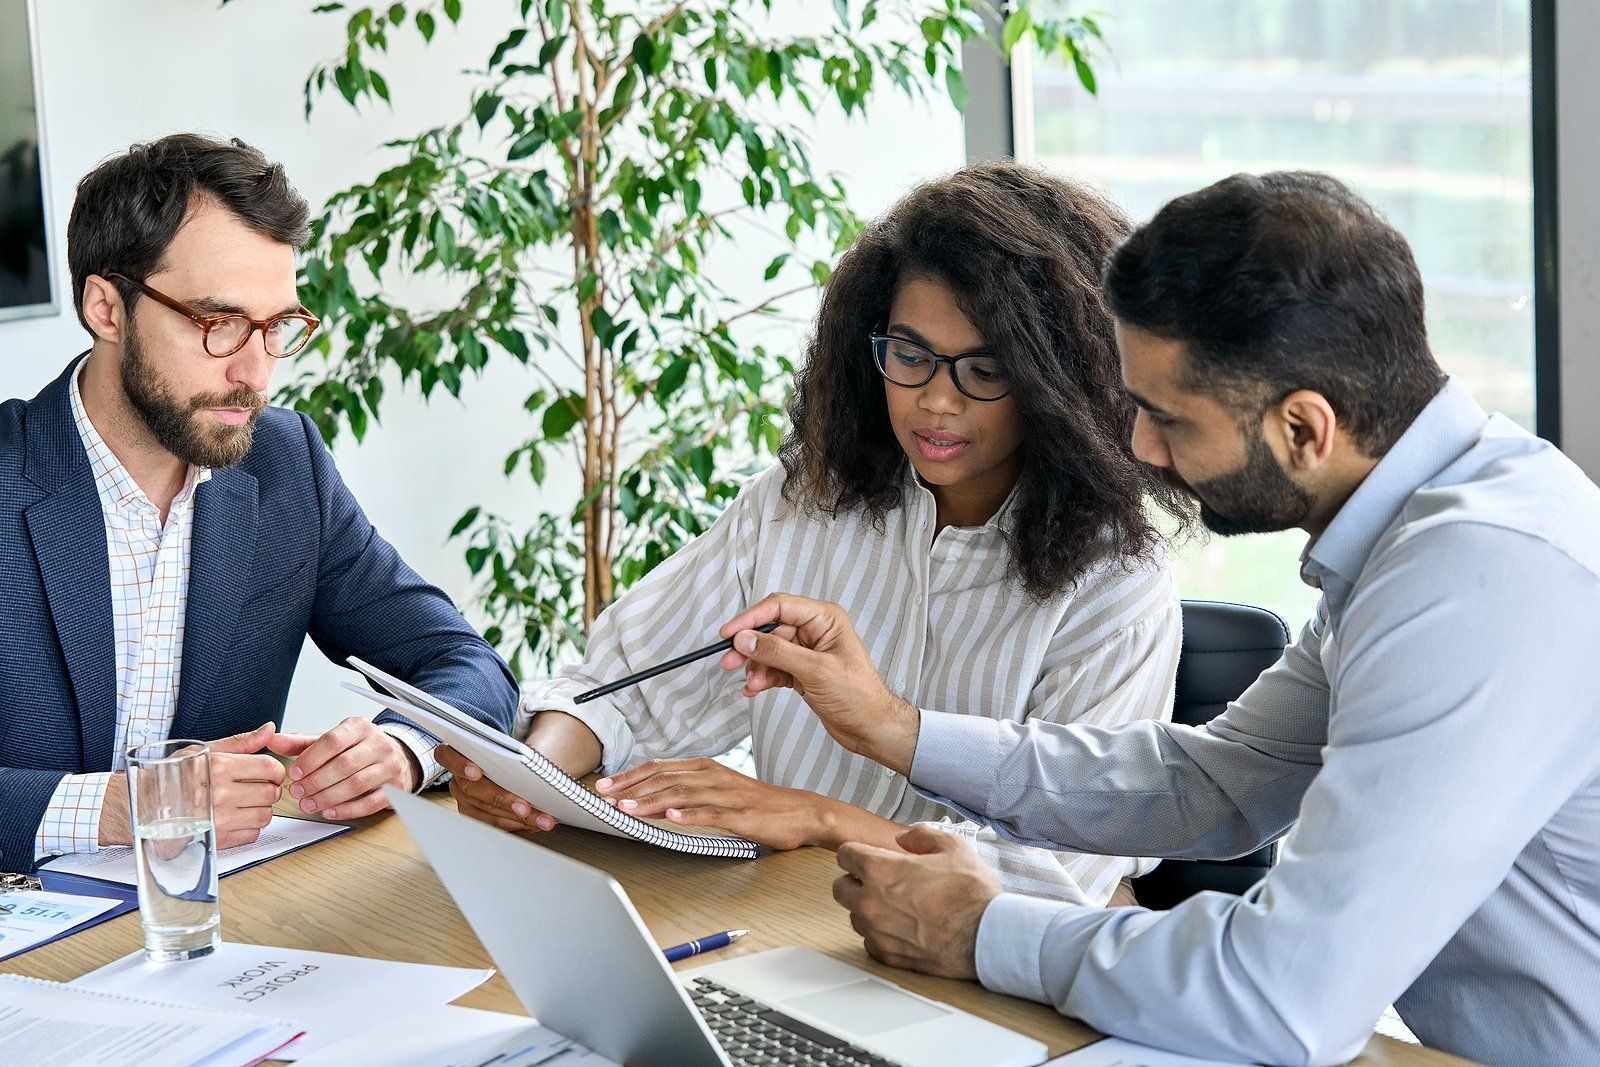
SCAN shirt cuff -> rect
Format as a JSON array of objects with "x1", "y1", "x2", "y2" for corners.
[
  {"x1": 975, "y1": 891, "x2": 1079, "y2": 1005},
  {"x1": 907, "y1": 710, "x2": 1009, "y2": 815},
  {"x1": 34, "y1": 773, "x2": 113, "y2": 864},
  {"x1": 517, "y1": 680, "x2": 636, "y2": 775},
  {"x1": 379, "y1": 723, "x2": 444, "y2": 791}
]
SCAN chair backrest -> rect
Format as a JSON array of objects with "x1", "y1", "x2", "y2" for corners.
[{"x1": 1130, "y1": 599, "x2": 1291, "y2": 910}]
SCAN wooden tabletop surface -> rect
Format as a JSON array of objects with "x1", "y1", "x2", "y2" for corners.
[{"x1": 3, "y1": 794, "x2": 1475, "y2": 1066}]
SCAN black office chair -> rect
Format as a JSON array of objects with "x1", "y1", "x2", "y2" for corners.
[{"x1": 1130, "y1": 599, "x2": 1291, "y2": 910}]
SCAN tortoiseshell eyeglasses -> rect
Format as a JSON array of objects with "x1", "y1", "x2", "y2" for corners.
[{"x1": 108, "y1": 273, "x2": 320, "y2": 359}]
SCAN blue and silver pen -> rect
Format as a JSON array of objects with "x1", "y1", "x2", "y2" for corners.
[{"x1": 663, "y1": 929, "x2": 749, "y2": 963}]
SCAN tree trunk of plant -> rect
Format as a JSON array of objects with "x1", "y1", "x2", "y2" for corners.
[{"x1": 573, "y1": 1, "x2": 613, "y2": 633}]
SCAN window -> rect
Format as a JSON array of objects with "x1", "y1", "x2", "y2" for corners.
[{"x1": 1022, "y1": 0, "x2": 1533, "y2": 631}]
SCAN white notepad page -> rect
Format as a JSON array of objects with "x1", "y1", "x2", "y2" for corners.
[{"x1": 342, "y1": 657, "x2": 758, "y2": 859}]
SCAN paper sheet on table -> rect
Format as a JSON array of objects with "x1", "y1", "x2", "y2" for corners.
[
  {"x1": 72, "y1": 941, "x2": 494, "y2": 1060},
  {"x1": 40, "y1": 815, "x2": 349, "y2": 886},
  {"x1": 0, "y1": 890, "x2": 120, "y2": 961},
  {"x1": 293, "y1": 1004, "x2": 619, "y2": 1066},
  {"x1": 1045, "y1": 1037, "x2": 1257, "y2": 1066},
  {"x1": 0, "y1": 973, "x2": 300, "y2": 1067}
]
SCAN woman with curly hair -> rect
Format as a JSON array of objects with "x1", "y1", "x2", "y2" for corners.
[{"x1": 440, "y1": 160, "x2": 1189, "y2": 905}]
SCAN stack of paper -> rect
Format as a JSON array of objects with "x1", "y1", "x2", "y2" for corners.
[{"x1": 0, "y1": 973, "x2": 300, "y2": 1067}]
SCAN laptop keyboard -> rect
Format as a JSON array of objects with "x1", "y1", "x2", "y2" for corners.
[{"x1": 689, "y1": 976, "x2": 898, "y2": 1066}]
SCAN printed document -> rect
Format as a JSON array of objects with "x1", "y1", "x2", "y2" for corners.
[
  {"x1": 0, "y1": 890, "x2": 120, "y2": 962},
  {"x1": 73, "y1": 941, "x2": 493, "y2": 1060},
  {"x1": 0, "y1": 973, "x2": 299, "y2": 1067},
  {"x1": 294, "y1": 1004, "x2": 619, "y2": 1066}
]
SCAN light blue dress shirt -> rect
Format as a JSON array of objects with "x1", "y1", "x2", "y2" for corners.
[{"x1": 908, "y1": 380, "x2": 1600, "y2": 1067}]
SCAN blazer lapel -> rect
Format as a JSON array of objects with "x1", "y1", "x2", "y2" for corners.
[
  {"x1": 21, "y1": 359, "x2": 118, "y2": 771},
  {"x1": 171, "y1": 467, "x2": 259, "y2": 741},
  {"x1": 25, "y1": 485, "x2": 118, "y2": 770}
]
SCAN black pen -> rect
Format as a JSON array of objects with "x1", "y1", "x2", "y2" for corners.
[{"x1": 574, "y1": 622, "x2": 781, "y2": 704}]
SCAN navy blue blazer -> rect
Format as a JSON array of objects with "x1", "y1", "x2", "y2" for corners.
[{"x1": 0, "y1": 359, "x2": 518, "y2": 872}]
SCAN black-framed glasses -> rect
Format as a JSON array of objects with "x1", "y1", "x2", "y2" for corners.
[
  {"x1": 107, "y1": 273, "x2": 320, "y2": 359},
  {"x1": 869, "y1": 334, "x2": 1010, "y2": 402}
]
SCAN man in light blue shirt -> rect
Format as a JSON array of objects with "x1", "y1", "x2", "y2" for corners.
[{"x1": 717, "y1": 172, "x2": 1600, "y2": 1066}]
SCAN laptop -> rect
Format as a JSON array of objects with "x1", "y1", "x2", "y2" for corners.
[{"x1": 386, "y1": 788, "x2": 1048, "y2": 1067}]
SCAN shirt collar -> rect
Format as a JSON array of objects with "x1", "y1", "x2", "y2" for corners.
[
  {"x1": 1303, "y1": 377, "x2": 1487, "y2": 588},
  {"x1": 70, "y1": 357, "x2": 212, "y2": 513},
  {"x1": 903, "y1": 462, "x2": 1022, "y2": 536}
]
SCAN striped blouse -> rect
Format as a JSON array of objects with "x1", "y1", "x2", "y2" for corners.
[{"x1": 520, "y1": 464, "x2": 1180, "y2": 904}]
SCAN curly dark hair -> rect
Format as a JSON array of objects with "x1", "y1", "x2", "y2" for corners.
[{"x1": 780, "y1": 160, "x2": 1189, "y2": 599}]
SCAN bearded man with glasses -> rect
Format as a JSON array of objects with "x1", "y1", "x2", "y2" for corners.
[{"x1": 0, "y1": 134, "x2": 517, "y2": 874}]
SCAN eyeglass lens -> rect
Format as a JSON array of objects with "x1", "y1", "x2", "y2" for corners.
[
  {"x1": 205, "y1": 315, "x2": 313, "y2": 358},
  {"x1": 873, "y1": 336, "x2": 1009, "y2": 400}
]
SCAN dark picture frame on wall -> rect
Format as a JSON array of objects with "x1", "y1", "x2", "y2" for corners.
[{"x1": 0, "y1": 0, "x2": 57, "y2": 323}]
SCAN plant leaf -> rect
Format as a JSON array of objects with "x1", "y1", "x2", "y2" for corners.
[
  {"x1": 1001, "y1": 10, "x2": 1029, "y2": 52},
  {"x1": 945, "y1": 65, "x2": 967, "y2": 111},
  {"x1": 542, "y1": 393, "x2": 584, "y2": 439}
]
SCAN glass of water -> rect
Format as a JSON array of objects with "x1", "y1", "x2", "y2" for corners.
[{"x1": 125, "y1": 739, "x2": 221, "y2": 961}]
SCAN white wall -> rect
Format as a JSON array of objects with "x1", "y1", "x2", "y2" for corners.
[{"x1": 0, "y1": 0, "x2": 964, "y2": 734}]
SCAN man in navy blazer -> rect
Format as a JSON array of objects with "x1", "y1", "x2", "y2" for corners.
[{"x1": 0, "y1": 134, "x2": 517, "y2": 873}]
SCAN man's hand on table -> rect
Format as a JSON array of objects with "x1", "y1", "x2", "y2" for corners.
[
  {"x1": 96, "y1": 723, "x2": 289, "y2": 849},
  {"x1": 267, "y1": 717, "x2": 420, "y2": 821},
  {"x1": 832, "y1": 825, "x2": 1003, "y2": 980}
]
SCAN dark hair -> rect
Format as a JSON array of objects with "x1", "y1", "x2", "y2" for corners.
[
  {"x1": 780, "y1": 160, "x2": 1187, "y2": 599},
  {"x1": 1104, "y1": 170, "x2": 1445, "y2": 456},
  {"x1": 67, "y1": 133, "x2": 311, "y2": 333}
]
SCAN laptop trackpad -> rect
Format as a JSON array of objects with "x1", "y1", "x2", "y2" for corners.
[{"x1": 786, "y1": 979, "x2": 950, "y2": 1036}]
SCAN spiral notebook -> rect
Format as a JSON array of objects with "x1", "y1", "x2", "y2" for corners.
[
  {"x1": 343, "y1": 657, "x2": 759, "y2": 860},
  {"x1": 0, "y1": 973, "x2": 301, "y2": 1067}
]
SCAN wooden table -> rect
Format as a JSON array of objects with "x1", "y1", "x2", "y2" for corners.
[{"x1": 4, "y1": 796, "x2": 1474, "y2": 1066}]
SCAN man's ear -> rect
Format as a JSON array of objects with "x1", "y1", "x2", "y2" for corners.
[
  {"x1": 1266, "y1": 390, "x2": 1339, "y2": 472},
  {"x1": 80, "y1": 275, "x2": 127, "y2": 345}
]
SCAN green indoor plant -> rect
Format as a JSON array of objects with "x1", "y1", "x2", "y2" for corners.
[{"x1": 235, "y1": 0, "x2": 1104, "y2": 673}]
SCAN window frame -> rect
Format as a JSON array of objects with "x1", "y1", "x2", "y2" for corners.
[{"x1": 964, "y1": 3, "x2": 1566, "y2": 450}]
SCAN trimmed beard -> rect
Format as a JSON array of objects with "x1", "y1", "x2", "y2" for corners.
[
  {"x1": 121, "y1": 325, "x2": 265, "y2": 469},
  {"x1": 1183, "y1": 426, "x2": 1316, "y2": 536}
]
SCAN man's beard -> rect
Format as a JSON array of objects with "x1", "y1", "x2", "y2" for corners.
[
  {"x1": 122, "y1": 328, "x2": 265, "y2": 469},
  {"x1": 1166, "y1": 427, "x2": 1316, "y2": 536}
]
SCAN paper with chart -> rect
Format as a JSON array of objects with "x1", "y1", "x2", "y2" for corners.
[
  {"x1": 0, "y1": 973, "x2": 300, "y2": 1067},
  {"x1": 293, "y1": 1004, "x2": 619, "y2": 1066},
  {"x1": 343, "y1": 656, "x2": 758, "y2": 858},
  {"x1": 0, "y1": 890, "x2": 121, "y2": 961},
  {"x1": 1045, "y1": 1037, "x2": 1258, "y2": 1066},
  {"x1": 40, "y1": 815, "x2": 348, "y2": 886},
  {"x1": 73, "y1": 941, "x2": 494, "y2": 1060}
]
